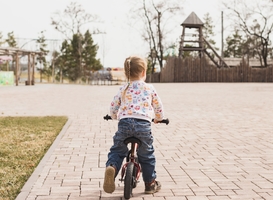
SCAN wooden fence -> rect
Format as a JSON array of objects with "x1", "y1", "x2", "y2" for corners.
[{"x1": 147, "y1": 57, "x2": 273, "y2": 83}]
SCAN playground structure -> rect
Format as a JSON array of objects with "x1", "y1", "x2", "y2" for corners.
[
  {"x1": 0, "y1": 47, "x2": 43, "y2": 86},
  {"x1": 179, "y1": 12, "x2": 229, "y2": 68}
]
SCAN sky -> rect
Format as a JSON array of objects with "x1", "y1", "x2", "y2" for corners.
[{"x1": 0, "y1": 0, "x2": 226, "y2": 68}]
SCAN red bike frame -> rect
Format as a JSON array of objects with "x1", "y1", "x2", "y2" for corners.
[{"x1": 120, "y1": 142, "x2": 141, "y2": 181}]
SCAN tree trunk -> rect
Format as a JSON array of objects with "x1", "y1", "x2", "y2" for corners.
[{"x1": 52, "y1": 60, "x2": 55, "y2": 83}]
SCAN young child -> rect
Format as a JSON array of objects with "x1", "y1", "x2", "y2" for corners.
[{"x1": 103, "y1": 56, "x2": 164, "y2": 194}]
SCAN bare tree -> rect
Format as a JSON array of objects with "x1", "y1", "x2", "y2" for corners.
[
  {"x1": 51, "y1": 2, "x2": 101, "y2": 38},
  {"x1": 224, "y1": 0, "x2": 273, "y2": 67},
  {"x1": 130, "y1": 0, "x2": 183, "y2": 73}
]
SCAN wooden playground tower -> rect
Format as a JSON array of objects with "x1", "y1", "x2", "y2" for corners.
[{"x1": 179, "y1": 12, "x2": 229, "y2": 68}]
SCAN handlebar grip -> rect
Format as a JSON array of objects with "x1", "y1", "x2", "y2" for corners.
[
  {"x1": 103, "y1": 114, "x2": 112, "y2": 120},
  {"x1": 152, "y1": 118, "x2": 169, "y2": 125}
]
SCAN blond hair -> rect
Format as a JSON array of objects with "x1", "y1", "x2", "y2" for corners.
[{"x1": 122, "y1": 56, "x2": 147, "y2": 100}]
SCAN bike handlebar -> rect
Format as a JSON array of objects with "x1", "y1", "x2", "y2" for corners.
[
  {"x1": 151, "y1": 118, "x2": 169, "y2": 125},
  {"x1": 103, "y1": 114, "x2": 112, "y2": 121},
  {"x1": 103, "y1": 114, "x2": 169, "y2": 125}
]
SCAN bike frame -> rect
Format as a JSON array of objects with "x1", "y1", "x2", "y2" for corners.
[{"x1": 120, "y1": 141, "x2": 141, "y2": 182}]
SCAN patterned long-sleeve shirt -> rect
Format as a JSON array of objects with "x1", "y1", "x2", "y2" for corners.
[{"x1": 110, "y1": 80, "x2": 164, "y2": 122}]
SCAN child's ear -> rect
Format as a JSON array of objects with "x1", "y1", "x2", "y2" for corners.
[{"x1": 142, "y1": 70, "x2": 146, "y2": 76}]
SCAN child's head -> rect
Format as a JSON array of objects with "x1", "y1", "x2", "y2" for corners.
[{"x1": 124, "y1": 56, "x2": 147, "y2": 82}]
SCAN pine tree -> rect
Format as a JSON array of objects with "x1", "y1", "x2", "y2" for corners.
[
  {"x1": 224, "y1": 29, "x2": 245, "y2": 58},
  {"x1": 82, "y1": 30, "x2": 102, "y2": 74},
  {"x1": 203, "y1": 13, "x2": 218, "y2": 52},
  {"x1": 36, "y1": 31, "x2": 49, "y2": 82},
  {"x1": 58, "y1": 40, "x2": 72, "y2": 83},
  {"x1": 0, "y1": 32, "x2": 4, "y2": 46},
  {"x1": 6, "y1": 32, "x2": 17, "y2": 47},
  {"x1": 5, "y1": 32, "x2": 17, "y2": 72},
  {"x1": 63, "y1": 31, "x2": 102, "y2": 82}
]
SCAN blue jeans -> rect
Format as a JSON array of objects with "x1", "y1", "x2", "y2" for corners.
[{"x1": 106, "y1": 118, "x2": 156, "y2": 183}]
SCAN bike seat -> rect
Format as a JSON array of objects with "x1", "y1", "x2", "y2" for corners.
[{"x1": 124, "y1": 137, "x2": 142, "y2": 146}]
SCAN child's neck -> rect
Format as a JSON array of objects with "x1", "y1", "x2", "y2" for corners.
[{"x1": 130, "y1": 78, "x2": 142, "y2": 82}]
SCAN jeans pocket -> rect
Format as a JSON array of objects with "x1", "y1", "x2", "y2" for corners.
[{"x1": 135, "y1": 122, "x2": 151, "y2": 134}]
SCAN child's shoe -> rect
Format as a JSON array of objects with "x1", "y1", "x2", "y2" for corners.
[
  {"x1": 103, "y1": 166, "x2": 116, "y2": 193},
  {"x1": 144, "y1": 180, "x2": 161, "y2": 194}
]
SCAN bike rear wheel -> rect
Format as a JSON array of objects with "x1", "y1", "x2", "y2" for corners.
[{"x1": 124, "y1": 162, "x2": 135, "y2": 199}]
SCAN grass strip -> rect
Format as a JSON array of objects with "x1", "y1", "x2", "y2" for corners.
[{"x1": 0, "y1": 116, "x2": 68, "y2": 200}]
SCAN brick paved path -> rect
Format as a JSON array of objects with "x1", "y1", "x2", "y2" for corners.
[{"x1": 1, "y1": 83, "x2": 273, "y2": 200}]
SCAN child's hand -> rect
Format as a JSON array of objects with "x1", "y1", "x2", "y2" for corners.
[{"x1": 153, "y1": 119, "x2": 159, "y2": 124}]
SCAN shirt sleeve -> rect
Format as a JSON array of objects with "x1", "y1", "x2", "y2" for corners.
[
  {"x1": 151, "y1": 85, "x2": 164, "y2": 121},
  {"x1": 110, "y1": 87, "x2": 122, "y2": 119}
]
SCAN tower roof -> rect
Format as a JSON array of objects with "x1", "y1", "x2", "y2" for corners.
[{"x1": 182, "y1": 12, "x2": 204, "y2": 27}]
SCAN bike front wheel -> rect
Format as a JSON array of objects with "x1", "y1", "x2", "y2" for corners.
[{"x1": 124, "y1": 162, "x2": 135, "y2": 199}]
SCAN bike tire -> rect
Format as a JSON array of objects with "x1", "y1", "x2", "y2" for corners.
[
  {"x1": 124, "y1": 162, "x2": 134, "y2": 199},
  {"x1": 132, "y1": 166, "x2": 137, "y2": 188}
]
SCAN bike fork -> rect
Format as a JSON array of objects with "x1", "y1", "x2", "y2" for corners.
[{"x1": 120, "y1": 142, "x2": 141, "y2": 182}]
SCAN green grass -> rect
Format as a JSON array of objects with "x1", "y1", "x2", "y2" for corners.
[{"x1": 0, "y1": 116, "x2": 68, "y2": 200}]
